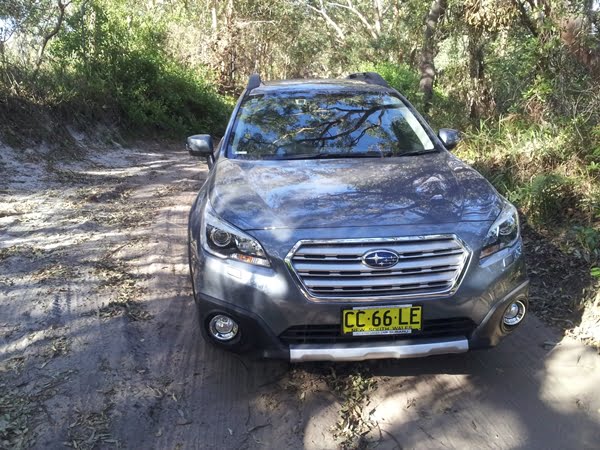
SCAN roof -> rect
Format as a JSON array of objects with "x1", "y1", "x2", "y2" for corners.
[{"x1": 249, "y1": 78, "x2": 393, "y2": 96}]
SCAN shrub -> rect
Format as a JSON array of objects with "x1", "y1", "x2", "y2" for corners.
[
  {"x1": 456, "y1": 119, "x2": 599, "y2": 225},
  {"x1": 356, "y1": 62, "x2": 466, "y2": 129},
  {"x1": 515, "y1": 173, "x2": 577, "y2": 223},
  {"x1": 360, "y1": 62, "x2": 420, "y2": 101},
  {"x1": 44, "y1": 0, "x2": 232, "y2": 137},
  {"x1": 574, "y1": 226, "x2": 600, "y2": 264}
]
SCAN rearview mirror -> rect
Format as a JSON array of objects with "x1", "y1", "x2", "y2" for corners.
[
  {"x1": 438, "y1": 128, "x2": 462, "y2": 150},
  {"x1": 187, "y1": 134, "x2": 214, "y2": 157}
]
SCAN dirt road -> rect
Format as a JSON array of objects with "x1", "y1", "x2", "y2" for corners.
[{"x1": 1, "y1": 143, "x2": 599, "y2": 449}]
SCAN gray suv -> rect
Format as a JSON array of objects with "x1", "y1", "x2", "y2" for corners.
[{"x1": 187, "y1": 72, "x2": 528, "y2": 362}]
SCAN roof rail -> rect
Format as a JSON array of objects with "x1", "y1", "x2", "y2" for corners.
[
  {"x1": 247, "y1": 73, "x2": 262, "y2": 92},
  {"x1": 346, "y1": 72, "x2": 389, "y2": 88}
]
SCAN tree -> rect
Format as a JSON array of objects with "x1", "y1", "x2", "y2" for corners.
[
  {"x1": 34, "y1": 0, "x2": 72, "y2": 73},
  {"x1": 419, "y1": 0, "x2": 447, "y2": 114}
]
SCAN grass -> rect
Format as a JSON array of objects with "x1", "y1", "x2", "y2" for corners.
[{"x1": 456, "y1": 118, "x2": 600, "y2": 227}]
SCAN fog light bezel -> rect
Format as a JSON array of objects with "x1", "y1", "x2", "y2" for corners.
[
  {"x1": 208, "y1": 314, "x2": 239, "y2": 341},
  {"x1": 502, "y1": 298, "x2": 527, "y2": 329}
]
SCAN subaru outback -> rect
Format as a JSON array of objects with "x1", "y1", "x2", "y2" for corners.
[{"x1": 187, "y1": 72, "x2": 528, "y2": 362}]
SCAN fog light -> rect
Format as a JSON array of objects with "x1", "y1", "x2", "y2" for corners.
[
  {"x1": 503, "y1": 300, "x2": 526, "y2": 327},
  {"x1": 208, "y1": 314, "x2": 239, "y2": 341}
]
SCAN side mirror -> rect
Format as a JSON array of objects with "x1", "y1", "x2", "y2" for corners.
[
  {"x1": 187, "y1": 134, "x2": 214, "y2": 157},
  {"x1": 438, "y1": 128, "x2": 462, "y2": 150}
]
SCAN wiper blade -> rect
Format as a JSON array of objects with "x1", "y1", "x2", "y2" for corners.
[
  {"x1": 397, "y1": 149, "x2": 437, "y2": 156},
  {"x1": 262, "y1": 149, "x2": 437, "y2": 160},
  {"x1": 269, "y1": 152, "x2": 390, "y2": 160}
]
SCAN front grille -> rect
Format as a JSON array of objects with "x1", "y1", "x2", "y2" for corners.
[
  {"x1": 280, "y1": 317, "x2": 477, "y2": 345},
  {"x1": 287, "y1": 236, "x2": 469, "y2": 300}
]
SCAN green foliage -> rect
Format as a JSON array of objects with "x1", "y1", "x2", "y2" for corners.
[
  {"x1": 516, "y1": 174, "x2": 576, "y2": 223},
  {"x1": 457, "y1": 118, "x2": 599, "y2": 227},
  {"x1": 575, "y1": 226, "x2": 600, "y2": 264},
  {"x1": 50, "y1": 0, "x2": 232, "y2": 135},
  {"x1": 358, "y1": 62, "x2": 465, "y2": 129},
  {"x1": 359, "y1": 62, "x2": 420, "y2": 100},
  {"x1": 485, "y1": 35, "x2": 538, "y2": 114},
  {"x1": 104, "y1": 56, "x2": 231, "y2": 135},
  {"x1": 1, "y1": 0, "x2": 232, "y2": 137}
]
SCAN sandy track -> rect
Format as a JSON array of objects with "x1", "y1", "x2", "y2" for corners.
[{"x1": 1, "y1": 144, "x2": 599, "y2": 450}]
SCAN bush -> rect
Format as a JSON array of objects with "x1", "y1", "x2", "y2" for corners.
[
  {"x1": 359, "y1": 62, "x2": 420, "y2": 100},
  {"x1": 106, "y1": 55, "x2": 232, "y2": 136},
  {"x1": 43, "y1": 0, "x2": 233, "y2": 137},
  {"x1": 574, "y1": 226, "x2": 600, "y2": 264},
  {"x1": 515, "y1": 174, "x2": 577, "y2": 223},
  {"x1": 456, "y1": 119, "x2": 599, "y2": 225},
  {"x1": 356, "y1": 62, "x2": 467, "y2": 130}
]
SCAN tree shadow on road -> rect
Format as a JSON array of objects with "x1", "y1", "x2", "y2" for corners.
[{"x1": 286, "y1": 321, "x2": 600, "y2": 449}]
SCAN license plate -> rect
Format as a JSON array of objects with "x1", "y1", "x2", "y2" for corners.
[{"x1": 341, "y1": 305, "x2": 422, "y2": 336}]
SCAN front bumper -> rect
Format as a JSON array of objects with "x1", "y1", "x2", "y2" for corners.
[
  {"x1": 190, "y1": 228, "x2": 529, "y2": 361},
  {"x1": 193, "y1": 278, "x2": 529, "y2": 361}
]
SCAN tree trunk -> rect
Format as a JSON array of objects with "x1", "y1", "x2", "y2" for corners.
[
  {"x1": 221, "y1": 0, "x2": 236, "y2": 90},
  {"x1": 467, "y1": 30, "x2": 487, "y2": 122},
  {"x1": 372, "y1": 0, "x2": 383, "y2": 35},
  {"x1": 419, "y1": 0, "x2": 447, "y2": 114},
  {"x1": 211, "y1": 0, "x2": 218, "y2": 33}
]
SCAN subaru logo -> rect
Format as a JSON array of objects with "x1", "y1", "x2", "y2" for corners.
[{"x1": 362, "y1": 250, "x2": 399, "y2": 269}]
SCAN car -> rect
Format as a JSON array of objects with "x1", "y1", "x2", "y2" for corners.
[{"x1": 186, "y1": 72, "x2": 528, "y2": 362}]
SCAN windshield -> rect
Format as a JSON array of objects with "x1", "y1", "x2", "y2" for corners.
[{"x1": 227, "y1": 92, "x2": 436, "y2": 160}]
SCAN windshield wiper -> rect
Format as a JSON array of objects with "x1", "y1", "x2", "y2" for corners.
[
  {"x1": 397, "y1": 149, "x2": 437, "y2": 156},
  {"x1": 261, "y1": 149, "x2": 437, "y2": 160},
  {"x1": 267, "y1": 151, "x2": 392, "y2": 160}
]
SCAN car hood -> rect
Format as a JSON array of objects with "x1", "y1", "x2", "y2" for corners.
[{"x1": 208, "y1": 152, "x2": 503, "y2": 230}]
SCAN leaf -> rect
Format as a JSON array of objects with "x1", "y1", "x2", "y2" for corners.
[{"x1": 591, "y1": 267, "x2": 600, "y2": 278}]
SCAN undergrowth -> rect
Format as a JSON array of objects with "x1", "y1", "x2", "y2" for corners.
[
  {"x1": 456, "y1": 118, "x2": 600, "y2": 345},
  {"x1": 457, "y1": 119, "x2": 600, "y2": 229},
  {"x1": 0, "y1": 0, "x2": 233, "y2": 146}
]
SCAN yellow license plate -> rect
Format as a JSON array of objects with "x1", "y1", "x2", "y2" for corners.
[{"x1": 341, "y1": 305, "x2": 422, "y2": 335}]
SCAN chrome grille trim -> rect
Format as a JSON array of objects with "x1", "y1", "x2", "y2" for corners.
[{"x1": 285, "y1": 235, "x2": 471, "y2": 302}]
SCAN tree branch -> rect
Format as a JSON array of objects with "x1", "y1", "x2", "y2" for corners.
[
  {"x1": 34, "y1": 0, "x2": 71, "y2": 74},
  {"x1": 372, "y1": 0, "x2": 383, "y2": 35},
  {"x1": 307, "y1": 1, "x2": 346, "y2": 41},
  {"x1": 327, "y1": 1, "x2": 379, "y2": 39},
  {"x1": 513, "y1": 0, "x2": 539, "y2": 37}
]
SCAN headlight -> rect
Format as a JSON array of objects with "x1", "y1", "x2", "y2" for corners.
[
  {"x1": 201, "y1": 203, "x2": 270, "y2": 267},
  {"x1": 480, "y1": 202, "x2": 520, "y2": 259}
]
